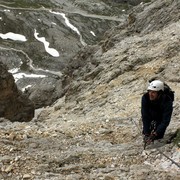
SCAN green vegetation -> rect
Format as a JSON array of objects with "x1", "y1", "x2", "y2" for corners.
[{"x1": 173, "y1": 129, "x2": 180, "y2": 147}]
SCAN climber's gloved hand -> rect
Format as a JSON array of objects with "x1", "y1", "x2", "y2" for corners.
[
  {"x1": 143, "y1": 134, "x2": 152, "y2": 145},
  {"x1": 149, "y1": 132, "x2": 157, "y2": 141}
]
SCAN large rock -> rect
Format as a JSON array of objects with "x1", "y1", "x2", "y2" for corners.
[
  {"x1": 26, "y1": 77, "x2": 65, "y2": 109},
  {"x1": 0, "y1": 62, "x2": 34, "y2": 122}
]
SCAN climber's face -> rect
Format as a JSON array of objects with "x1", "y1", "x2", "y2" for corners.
[{"x1": 148, "y1": 90, "x2": 159, "y2": 101}]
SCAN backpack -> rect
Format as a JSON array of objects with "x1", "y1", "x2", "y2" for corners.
[{"x1": 163, "y1": 83, "x2": 175, "y2": 102}]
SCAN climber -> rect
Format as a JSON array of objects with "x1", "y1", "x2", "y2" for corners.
[{"x1": 141, "y1": 80, "x2": 174, "y2": 145}]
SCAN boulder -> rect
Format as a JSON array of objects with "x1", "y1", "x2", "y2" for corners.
[{"x1": 0, "y1": 62, "x2": 34, "y2": 122}]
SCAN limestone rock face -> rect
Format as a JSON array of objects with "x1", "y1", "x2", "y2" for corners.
[{"x1": 0, "y1": 62, "x2": 34, "y2": 122}]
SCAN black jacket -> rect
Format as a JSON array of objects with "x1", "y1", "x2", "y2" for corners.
[{"x1": 141, "y1": 92, "x2": 173, "y2": 137}]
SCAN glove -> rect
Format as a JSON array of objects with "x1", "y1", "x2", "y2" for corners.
[
  {"x1": 149, "y1": 132, "x2": 157, "y2": 141},
  {"x1": 143, "y1": 134, "x2": 152, "y2": 145}
]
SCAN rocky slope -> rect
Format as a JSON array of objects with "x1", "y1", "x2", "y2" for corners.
[
  {"x1": 0, "y1": 0, "x2": 180, "y2": 179},
  {"x1": 0, "y1": 0, "x2": 131, "y2": 108}
]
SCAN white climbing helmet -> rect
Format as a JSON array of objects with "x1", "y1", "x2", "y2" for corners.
[{"x1": 147, "y1": 80, "x2": 164, "y2": 91}]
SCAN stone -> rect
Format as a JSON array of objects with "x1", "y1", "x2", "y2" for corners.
[
  {"x1": 0, "y1": 62, "x2": 34, "y2": 122},
  {"x1": 4, "y1": 165, "x2": 13, "y2": 173},
  {"x1": 23, "y1": 174, "x2": 32, "y2": 179}
]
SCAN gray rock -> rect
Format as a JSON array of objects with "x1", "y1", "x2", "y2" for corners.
[{"x1": 0, "y1": 62, "x2": 34, "y2": 122}]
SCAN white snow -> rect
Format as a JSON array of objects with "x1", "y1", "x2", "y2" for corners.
[
  {"x1": 13, "y1": 72, "x2": 46, "y2": 82},
  {"x1": 22, "y1": 85, "x2": 32, "y2": 92},
  {"x1": 34, "y1": 29, "x2": 59, "y2": 57},
  {"x1": 0, "y1": 32, "x2": 27, "y2": 42},
  {"x1": 50, "y1": 10, "x2": 86, "y2": 46},
  {"x1": 4, "y1": 9, "x2": 10, "y2": 12},
  {"x1": 9, "y1": 68, "x2": 19, "y2": 74},
  {"x1": 90, "y1": 31, "x2": 96, "y2": 36}
]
